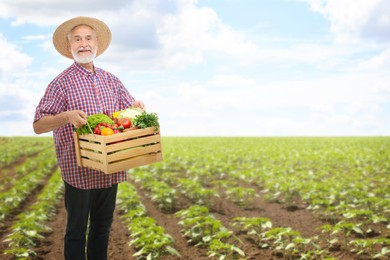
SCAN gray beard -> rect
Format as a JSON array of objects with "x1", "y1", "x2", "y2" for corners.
[
  {"x1": 71, "y1": 49, "x2": 97, "y2": 64},
  {"x1": 73, "y1": 53, "x2": 96, "y2": 64}
]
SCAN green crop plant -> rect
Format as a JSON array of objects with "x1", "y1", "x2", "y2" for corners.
[
  {"x1": 176, "y1": 205, "x2": 245, "y2": 259},
  {"x1": 129, "y1": 217, "x2": 180, "y2": 259},
  {"x1": 226, "y1": 187, "x2": 257, "y2": 209},
  {"x1": 231, "y1": 217, "x2": 272, "y2": 247},
  {"x1": 177, "y1": 178, "x2": 218, "y2": 207},
  {"x1": 210, "y1": 179, "x2": 235, "y2": 198},
  {"x1": 320, "y1": 221, "x2": 365, "y2": 252},
  {"x1": 349, "y1": 238, "x2": 390, "y2": 259},
  {"x1": 262, "y1": 227, "x2": 302, "y2": 258},
  {"x1": 148, "y1": 180, "x2": 176, "y2": 212},
  {"x1": 131, "y1": 170, "x2": 155, "y2": 185},
  {"x1": 175, "y1": 204, "x2": 209, "y2": 218},
  {"x1": 157, "y1": 171, "x2": 181, "y2": 185},
  {"x1": 176, "y1": 210, "x2": 226, "y2": 246},
  {"x1": 207, "y1": 238, "x2": 246, "y2": 260}
]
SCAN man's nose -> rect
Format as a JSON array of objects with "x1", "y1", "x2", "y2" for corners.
[{"x1": 80, "y1": 39, "x2": 89, "y2": 47}]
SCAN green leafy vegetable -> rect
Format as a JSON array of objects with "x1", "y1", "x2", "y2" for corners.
[
  {"x1": 75, "y1": 113, "x2": 113, "y2": 135},
  {"x1": 133, "y1": 112, "x2": 159, "y2": 130}
]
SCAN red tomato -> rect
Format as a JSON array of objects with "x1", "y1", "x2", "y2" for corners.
[
  {"x1": 118, "y1": 118, "x2": 131, "y2": 128},
  {"x1": 93, "y1": 126, "x2": 101, "y2": 135}
]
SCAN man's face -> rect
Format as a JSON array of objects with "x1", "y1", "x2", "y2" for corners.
[{"x1": 69, "y1": 25, "x2": 98, "y2": 64}]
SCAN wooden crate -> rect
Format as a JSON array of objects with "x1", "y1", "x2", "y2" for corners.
[{"x1": 73, "y1": 127, "x2": 162, "y2": 174}]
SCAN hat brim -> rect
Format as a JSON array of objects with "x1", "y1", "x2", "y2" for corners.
[{"x1": 53, "y1": 16, "x2": 111, "y2": 59}]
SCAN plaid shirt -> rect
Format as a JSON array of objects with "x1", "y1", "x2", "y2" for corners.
[{"x1": 34, "y1": 62, "x2": 135, "y2": 189}]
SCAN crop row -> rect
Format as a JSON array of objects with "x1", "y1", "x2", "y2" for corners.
[
  {"x1": 116, "y1": 181, "x2": 180, "y2": 259},
  {"x1": 3, "y1": 169, "x2": 64, "y2": 259},
  {"x1": 0, "y1": 152, "x2": 57, "y2": 222}
]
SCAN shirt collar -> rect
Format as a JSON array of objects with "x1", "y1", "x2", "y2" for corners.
[{"x1": 72, "y1": 61, "x2": 97, "y2": 77}]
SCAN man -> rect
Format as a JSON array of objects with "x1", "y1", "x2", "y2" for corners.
[{"x1": 33, "y1": 16, "x2": 143, "y2": 260}]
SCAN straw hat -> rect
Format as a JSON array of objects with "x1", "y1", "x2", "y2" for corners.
[{"x1": 53, "y1": 16, "x2": 111, "y2": 59}]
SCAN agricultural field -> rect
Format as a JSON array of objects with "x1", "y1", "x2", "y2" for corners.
[{"x1": 0, "y1": 136, "x2": 389, "y2": 259}]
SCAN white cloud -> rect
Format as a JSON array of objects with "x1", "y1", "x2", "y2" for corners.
[
  {"x1": 209, "y1": 74, "x2": 257, "y2": 89},
  {"x1": 0, "y1": 33, "x2": 36, "y2": 136},
  {"x1": 157, "y1": 3, "x2": 258, "y2": 67},
  {"x1": 0, "y1": 34, "x2": 32, "y2": 78},
  {"x1": 303, "y1": 0, "x2": 390, "y2": 43},
  {"x1": 356, "y1": 47, "x2": 390, "y2": 71},
  {"x1": 103, "y1": 0, "x2": 259, "y2": 71},
  {"x1": 0, "y1": 0, "x2": 132, "y2": 26},
  {"x1": 0, "y1": 33, "x2": 58, "y2": 136}
]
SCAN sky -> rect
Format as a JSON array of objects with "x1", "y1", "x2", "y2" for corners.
[{"x1": 0, "y1": 0, "x2": 389, "y2": 136}]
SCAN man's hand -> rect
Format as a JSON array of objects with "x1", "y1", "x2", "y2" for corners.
[
  {"x1": 33, "y1": 110, "x2": 87, "y2": 134},
  {"x1": 66, "y1": 110, "x2": 87, "y2": 128},
  {"x1": 133, "y1": 100, "x2": 145, "y2": 111}
]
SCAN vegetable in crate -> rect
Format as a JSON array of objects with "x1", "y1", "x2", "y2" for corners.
[
  {"x1": 118, "y1": 118, "x2": 132, "y2": 129},
  {"x1": 133, "y1": 112, "x2": 159, "y2": 130},
  {"x1": 117, "y1": 107, "x2": 143, "y2": 120},
  {"x1": 75, "y1": 114, "x2": 113, "y2": 135}
]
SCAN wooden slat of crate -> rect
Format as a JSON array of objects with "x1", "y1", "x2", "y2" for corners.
[
  {"x1": 106, "y1": 152, "x2": 162, "y2": 174},
  {"x1": 106, "y1": 127, "x2": 157, "y2": 143},
  {"x1": 79, "y1": 141, "x2": 103, "y2": 151},
  {"x1": 107, "y1": 143, "x2": 161, "y2": 162},
  {"x1": 79, "y1": 157, "x2": 107, "y2": 172},
  {"x1": 77, "y1": 132, "x2": 104, "y2": 142},
  {"x1": 74, "y1": 131, "x2": 82, "y2": 167},
  {"x1": 79, "y1": 149, "x2": 104, "y2": 161},
  {"x1": 106, "y1": 134, "x2": 160, "y2": 153}
]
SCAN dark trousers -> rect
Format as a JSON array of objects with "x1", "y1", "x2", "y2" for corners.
[{"x1": 63, "y1": 181, "x2": 118, "y2": 260}]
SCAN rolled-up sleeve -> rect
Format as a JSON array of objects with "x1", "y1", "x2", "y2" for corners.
[{"x1": 34, "y1": 81, "x2": 66, "y2": 123}]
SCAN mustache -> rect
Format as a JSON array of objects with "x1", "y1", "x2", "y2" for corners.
[{"x1": 77, "y1": 47, "x2": 92, "y2": 53}]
